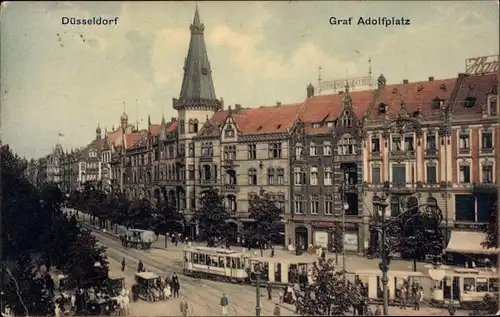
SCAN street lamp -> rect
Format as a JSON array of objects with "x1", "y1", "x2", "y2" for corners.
[
  {"x1": 254, "y1": 262, "x2": 262, "y2": 317},
  {"x1": 372, "y1": 196, "x2": 443, "y2": 316}
]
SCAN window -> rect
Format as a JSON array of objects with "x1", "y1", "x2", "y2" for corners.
[
  {"x1": 324, "y1": 167, "x2": 332, "y2": 186},
  {"x1": 294, "y1": 167, "x2": 306, "y2": 185},
  {"x1": 224, "y1": 124, "x2": 235, "y2": 138},
  {"x1": 391, "y1": 196, "x2": 401, "y2": 217},
  {"x1": 268, "y1": 168, "x2": 275, "y2": 185},
  {"x1": 455, "y1": 195, "x2": 475, "y2": 221},
  {"x1": 295, "y1": 142, "x2": 303, "y2": 158},
  {"x1": 324, "y1": 195, "x2": 333, "y2": 215},
  {"x1": 227, "y1": 195, "x2": 237, "y2": 212},
  {"x1": 188, "y1": 142, "x2": 195, "y2": 157},
  {"x1": 342, "y1": 112, "x2": 353, "y2": 127},
  {"x1": 276, "y1": 193, "x2": 285, "y2": 210},
  {"x1": 248, "y1": 168, "x2": 257, "y2": 185},
  {"x1": 312, "y1": 123, "x2": 321, "y2": 128},
  {"x1": 310, "y1": 167, "x2": 318, "y2": 185},
  {"x1": 482, "y1": 132, "x2": 493, "y2": 150},
  {"x1": 323, "y1": 141, "x2": 332, "y2": 155},
  {"x1": 309, "y1": 142, "x2": 317, "y2": 156},
  {"x1": 391, "y1": 136, "x2": 402, "y2": 151},
  {"x1": 465, "y1": 97, "x2": 476, "y2": 108},
  {"x1": 188, "y1": 165, "x2": 195, "y2": 181},
  {"x1": 248, "y1": 144, "x2": 257, "y2": 160},
  {"x1": 193, "y1": 119, "x2": 199, "y2": 133},
  {"x1": 276, "y1": 168, "x2": 285, "y2": 185},
  {"x1": 371, "y1": 138, "x2": 380, "y2": 153},
  {"x1": 426, "y1": 135, "x2": 436, "y2": 151},
  {"x1": 269, "y1": 143, "x2": 282, "y2": 159},
  {"x1": 459, "y1": 133, "x2": 470, "y2": 150},
  {"x1": 490, "y1": 99, "x2": 497, "y2": 115},
  {"x1": 201, "y1": 142, "x2": 213, "y2": 156},
  {"x1": 338, "y1": 137, "x2": 357, "y2": 155},
  {"x1": 404, "y1": 136, "x2": 414, "y2": 151},
  {"x1": 188, "y1": 119, "x2": 194, "y2": 133},
  {"x1": 482, "y1": 164, "x2": 493, "y2": 183},
  {"x1": 426, "y1": 165, "x2": 437, "y2": 184},
  {"x1": 294, "y1": 195, "x2": 305, "y2": 214},
  {"x1": 459, "y1": 164, "x2": 471, "y2": 183},
  {"x1": 311, "y1": 195, "x2": 319, "y2": 214},
  {"x1": 371, "y1": 166, "x2": 381, "y2": 184},
  {"x1": 391, "y1": 165, "x2": 406, "y2": 185},
  {"x1": 224, "y1": 146, "x2": 236, "y2": 161},
  {"x1": 179, "y1": 120, "x2": 185, "y2": 134}
]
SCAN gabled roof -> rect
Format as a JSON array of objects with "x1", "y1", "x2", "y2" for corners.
[
  {"x1": 79, "y1": 139, "x2": 106, "y2": 161},
  {"x1": 299, "y1": 90, "x2": 375, "y2": 123},
  {"x1": 126, "y1": 132, "x2": 146, "y2": 149},
  {"x1": 167, "y1": 121, "x2": 178, "y2": 132},
  {"x1": 369, "y1": 78, "x2": 456, "y2": 121},
  {"x1": 451, "y1": 73, "x2": 498, "y2": 117},
  {"x1": 232, "y1": 103, "x2": 304, "y2": 135}
]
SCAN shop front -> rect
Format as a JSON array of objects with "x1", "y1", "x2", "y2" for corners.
[{"x1": 311, "y1": 221, "x2": 360, "y2": 253}]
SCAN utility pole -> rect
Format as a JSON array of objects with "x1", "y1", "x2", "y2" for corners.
[{"x1": 255, "y1": 263, "x2": 262, "y2": 317}]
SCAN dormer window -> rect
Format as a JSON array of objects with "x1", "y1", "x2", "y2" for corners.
[
  {"x1": 312, "y1": 123, "x2": 321, "y2": 128},
  {"x1": 440, "y1": 84, "x2": 447, "y2": 91},
  {"x1": 417, "y1": 85, "x2": 424, "y2": 92},
  {"x1": 342, "y1": 111, "x2": 352, "y2": 127},
  {"x1": 465, "y1": 97, "x2": 476, "y2": 108},
  {"x1": 378, "y1": 103, "x2": 387, "y2": 114},
  {"x1": 432, "y1": 98, "x2": 444, "y2": 110},
  {"x1": 392, "y1": 88, "x2": 398, "y2": 94},
  {"x1": 224, "y1": 124, "x2": 235, "y2": 138}
]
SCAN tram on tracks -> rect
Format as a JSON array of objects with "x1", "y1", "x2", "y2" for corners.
[{"x1": 182, "y1": 246, "x2": 319, "y2": 285}]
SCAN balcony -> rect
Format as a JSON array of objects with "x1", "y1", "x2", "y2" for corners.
[
  {"x1": 222, "y1": 184, "x2": 239, "y2": 193},
  {"x1": 424, "y1": 149, "x2": 438, "y2": 158},
  {"x1": 473, "y1": 182, "x2": 497, "y2": 194},
  {"x1": 389, "y1": 150, "x2": 415, "y2": 160}
]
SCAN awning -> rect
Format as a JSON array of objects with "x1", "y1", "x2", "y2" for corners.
[{"x1": 445, "y1": 231, "x2": 500, "y2": 255}]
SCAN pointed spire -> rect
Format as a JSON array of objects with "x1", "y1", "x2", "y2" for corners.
[
  {"x1": 148, "y1": 115, "x2": 151, "y2": 127},
  {"x1": 177, "y1": 5, "x2": 219, "y2": 110},
  {"x1": 161, "y1": 115, "x2": 167, "y2": 125}
]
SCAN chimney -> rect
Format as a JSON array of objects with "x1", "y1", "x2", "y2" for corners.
[
  {"x1": 171, "y1": 117, "x2": 177, "y2": 122},
  {"x1": 403, "y1": 79, "x2": 409, "y2": 84},
  {"x1": 235, "y1": 104, "x2": 242, "y2": 112},
  {"x1": 428, "y1": 76, "x2": 434, "y2": 82},
  {"x1": 276, "y1": 101, "x2": 282, "y2": 106}
]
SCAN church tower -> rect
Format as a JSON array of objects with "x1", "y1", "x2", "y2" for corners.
[{"x1": 173, "y1": 5, "x2": 222, "y2": 137}]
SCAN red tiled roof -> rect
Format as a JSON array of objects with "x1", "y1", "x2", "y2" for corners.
[
  {"x1": 149, "y1": 124, "x2": 161, "y2": 136},
  {"x1": 300, "y1": 90, "x2": 375, "y2": 123},
  {"x1": 167, "y1": 121, "x2": 178, "y2": 132},
  {"x1": 232, "y1": 103, "x2": 304, "y2": 134},
  {"x1": 369, "y1": 78, "x2": 456, "y2": 121},
  {"x1": 125, "y1": 133, "x2": 143, "y2": 148},
  {"x1": 451, "y1": 73, "x2": 498, "y2": 117}
]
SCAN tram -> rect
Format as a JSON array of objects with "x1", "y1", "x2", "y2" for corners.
[
  {"x1": 430, "y1": 268, "x2": 499, "y2": 307},
  {"x1": 182, "y1": 246, "x2": 319, "y2": 286},
  {"x1": 182, "y1": 246, "x2": 250, "y2": 283}
]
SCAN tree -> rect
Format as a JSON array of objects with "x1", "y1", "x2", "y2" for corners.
[
  {"x1": 396, "y1": 196, "x2": 443, "y2": 271},
  {"x1": 195, "y1": 188, "x2": 231, "y2": 247},
  {"x1": 63, "y1": 228, "x2": 109, "y2": 289},
  {"x1": 330, "y1": 222, "x2": 344, "y2": 264},
  {"x1": 482, "y1": 202, "x2": 498, "y2": 249},
  {"x1": 83, "y1": 187, "x2": 107, "y2": 226},
  {"x1": 153, "y1": 200, "x2": 185, "y2": 237},
  {"x1": 246, "y1": 193, "x2": 283, "y2": 256},
  {"x1": 295, "y1": 258, "x2": 363, "y2": 316},
  {"x1": 127, "y1": 198, "x2": 155, "y2": 229},
  {"x1": 107, "y1": 192, "x2": 131, "y2": 233}
]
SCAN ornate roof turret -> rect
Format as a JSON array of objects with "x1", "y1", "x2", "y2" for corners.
[
  {"x1": 121, "y1": 112, "x2": 128, "y2": 121},
  {"x1": 175, "y1": 5, "x2": 220, "y2": 111},
  {"x1": 307, "y1": 83, "x2": 314, "y2": 98},
  {"x1": 377, "y1": 74, "x2": 386, "y2": 89}
]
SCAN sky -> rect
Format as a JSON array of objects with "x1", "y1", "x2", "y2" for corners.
[{"x1": 1, "y1": 1, "x2": 498, "y2": 159}]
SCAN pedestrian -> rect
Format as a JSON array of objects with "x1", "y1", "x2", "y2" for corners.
[
  {"x1": 399, "y1": 286, "x2": 407, "y2": 310},
  {"x1": 271, "y1": 246, "x2": 275, "y2": 257},
  {"x1": 448, "y1": 301, "x2": 456, "y2": 316},
  {"x1": 374, "y1": 306, "x2": 381, "y2": 316},
  {"x1": 137, "y1": 260, "x2": 144, "y2": 273},
  {"x1": 179, "y1": 299, "x2": 188, "y2": 317},
  {"x1": 220, "y1": 293, "x2": 229, "y2": 316},
  {"x1": 121, "y1": 257, "x2": 126, "y2": 272},
  {"x1": 267, "y1": 282, "x2": 273, "y2": 300},
  {"x1": 273, "y1": 303, "x2": 281, "y2": 316},
  {"x1": 278, "y1": 288, "x2": 284, "y2": 304},
  {"x1": 172, "y1": 273, "x2": 180, "y2": 298},
  {"x1": 414, "y1": 287, "x2": 423, "y2": 311}
]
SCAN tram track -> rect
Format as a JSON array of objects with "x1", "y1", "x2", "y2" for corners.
[{"x1": 83, "y1": 223, "x2": 260, "y2": 316}]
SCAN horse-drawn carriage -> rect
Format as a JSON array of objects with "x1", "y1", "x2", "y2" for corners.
[
  {"x1": 107, "y1": 273, "x2": 126, "y2": 297},
  {"x1": 131, "y1": 272, "x2": 165, "y2": 303},
  {"x1": 119, "y1": 229, "x2": 155, "y2": 250}
]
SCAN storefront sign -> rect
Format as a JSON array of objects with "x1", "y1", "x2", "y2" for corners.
[
  {"x1": 343, "y1": 233, "x2": 358, "y2": 252},
  {"x1": 454, "y1": 223, "x2": 487, "y2": 230},
  {"x1": 314, "y1": 231, "x2": 329, "y2": 248},
  {"x1": 320, "y1": 76, "x2": 372, "y2": 92},
  {"x1": 465, "y1": 55, "x2": 499, "y2": 75}
]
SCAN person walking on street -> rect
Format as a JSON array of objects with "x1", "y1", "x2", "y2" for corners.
[
  {"x1": 220, "y1": 293, "x2": 229, "y2": 316},
  {"x1": 172, "y1": 273, "x2": 180, "y2": 298},
  {"x1": 179, "y1": 299, "x2": 188, "y2": 317},
  {"x1": 448, "y1": 301, "x2": 456, "y2": 316},
  {"x1": 399, "y1": 286, "x2": 407, "y2": 310},
  {"x1": 374, "y1": 306, "x2": 381, "y2": 316},
  {"x1": 414, "y1": 287, "x2": 423, "y2": 311},
  {"x1": 137, "y1": 260, "x2": 144, "y2": 273},
  {"x1": 273, "y1": 304, "x2": 281, "y2": 316},
  {"x1": 267, "y1": 282, "x2": 273, "y2": 300},
  {"x1": 121, "y1": 257, "x2": 126, "y2": 272}
]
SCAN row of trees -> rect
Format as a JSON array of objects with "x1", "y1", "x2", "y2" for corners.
[
  {"x1": 67, "y1": 185, "x2": 284, "y2": 256},
  {"x1": 2, "y1": 145, "x2": 108, "y2": 316}
]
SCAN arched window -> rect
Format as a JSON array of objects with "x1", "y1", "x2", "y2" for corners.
[
  {"x1": 268, "y1": 168, "x2": 275, "y2": 185},
  {"x1": 309, "y1": 141, "x2": 317, "y2": 156},
  {"x1": 248, "y1": 168, "x2": 257, "y2": 185},
  {"x1": 188, "y1": 119, "x2": 194, "y2": 133},
  {"x1": 227, "y1": 195, "x2": 237, "y2": 212},
  {"x1": 295, "y1": 142, "x2": 303, "y2": 158},
  {"x1": 193, "y1": 119, "x2": 199, "y2": 133},
  {"x1": 310, "y1": 167, "x2": 318, "y2": 185}
]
